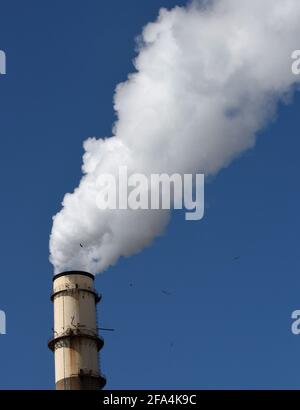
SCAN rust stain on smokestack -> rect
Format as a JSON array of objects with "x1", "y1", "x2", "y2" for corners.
[{"x1": 48, "y1": 271, "x2": 106, "y2": 390}]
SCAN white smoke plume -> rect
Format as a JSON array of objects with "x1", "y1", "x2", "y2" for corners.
[{"x1": 50, "y1": 0, "x2": 300, "y2": 275}]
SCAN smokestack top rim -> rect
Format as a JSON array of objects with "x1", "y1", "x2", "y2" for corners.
[{"x1": 53, "y1": 270, "x2": 95, "y2": 282}]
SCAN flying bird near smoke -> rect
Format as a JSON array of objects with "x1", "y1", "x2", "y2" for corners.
[{"x1": 50, "y1": 0, "x2": 300, "y2": 275}]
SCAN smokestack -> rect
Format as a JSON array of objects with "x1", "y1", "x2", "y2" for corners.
[{"x1": 48, "y1": 271, "x2": 106, "y2": 390}]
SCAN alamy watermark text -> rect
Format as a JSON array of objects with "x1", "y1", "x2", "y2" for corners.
[
  {"x1": 96, "y1": 167, "x2": 204, "y2": 221},
  {"x1": 0, "y1": 50, "x2": 6, "y2": 75},
  {"x1": 291, "y1": 310, "x2": 300, "y2": 335},
  {"x1": 0, "y1": 310, "x2": 6, "y2": 335},
  {"x1": 291, "y1": 50, "x2": 300, "y2": 75}
]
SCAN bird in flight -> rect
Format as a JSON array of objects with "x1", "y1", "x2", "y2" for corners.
[
  {"x1": 99, "y1": 327, "x2": 115, "y2": 332},
  {"x1": 80, "y1": 243, "x2": 84, "y2": 248}
]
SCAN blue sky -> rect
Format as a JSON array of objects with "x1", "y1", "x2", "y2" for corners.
[{"x1": 0, "y1": 0, "x2": 300, "y2": 389}]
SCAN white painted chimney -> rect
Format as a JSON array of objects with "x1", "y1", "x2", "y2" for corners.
[{"x1": 49, "y1": 271, "x2": 106, "y2": 390}]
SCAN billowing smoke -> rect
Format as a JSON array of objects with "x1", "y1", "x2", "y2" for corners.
[{"x1": 50, "y1": 0, "x2": 300, "y2": 275}]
